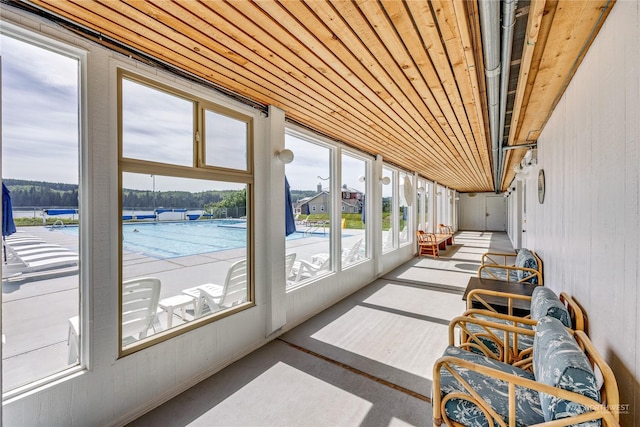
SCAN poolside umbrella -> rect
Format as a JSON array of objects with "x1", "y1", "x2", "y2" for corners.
[
  {"x1": 2, "y1": 183, "x2": 17, "y2": 262},
  {"x1": 285, "y1": 176, "x2": 296, "y2": 236}
]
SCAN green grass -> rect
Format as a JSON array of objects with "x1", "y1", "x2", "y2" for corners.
[
  {"x1": 301, "y1": 213, "x2": 402, "y2": 231},
  {"x1": 13, "y1": 217, "x2": 78, "y2": 227}
]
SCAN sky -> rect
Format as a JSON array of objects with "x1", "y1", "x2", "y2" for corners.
[
  {"x1": 1, "y1": 34, "x2": 79, "y2": 184},
  {"x1": 1, "y1": 33, "x2": 369, "y2": 195}
]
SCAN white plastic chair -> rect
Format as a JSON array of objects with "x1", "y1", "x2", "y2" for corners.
[
  {"x1": 122, "y1": 277, "x2": 162, "y2": 342},
  {"x1": 182, "y1": 259, "x2": 247, "y2": 316},
  {"x1": 290, "y1": 255, "x2": 331, "y2": 282},
  {"x1": 342, "y1": 238, "x2": 364, "y2": 264},
  {"x1": 285, "y1": 252, "x2": 296, "y2": 285},
  {"x1": 67, "y1": 276, "x2": 161, "y2": 363}
]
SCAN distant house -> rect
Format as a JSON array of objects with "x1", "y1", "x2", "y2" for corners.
[{"x1": 295, "y1": 183, "x2": 363, "y2": 215}]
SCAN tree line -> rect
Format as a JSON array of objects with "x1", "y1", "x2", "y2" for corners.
[{"x1": 4, "y1": 179, "x2": 318, "y2": 209}]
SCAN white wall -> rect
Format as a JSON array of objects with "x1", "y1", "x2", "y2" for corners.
[
  {"x1": 509, "y1": 2, "x2": 639, "y2": 423},
  {"x1": 458, "y1": 192, "x2": 506, "y2": 231}
]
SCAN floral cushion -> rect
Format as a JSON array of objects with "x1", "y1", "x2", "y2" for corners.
[
  {"x1": 533, "y1": 317, "x2": 601, "y2": 425},
  {"x1": 464, "y1": 314, "x2": 534, "y2": 358},
  {"x1": 530, "y1": 287, "x2": 571, "y2": 327},
  {"x1": 437, "y1": 346, "x2": 544, "y2": 427},
  {"x1": 515, "y1": 248, "x2": 538, "y2": 284}
]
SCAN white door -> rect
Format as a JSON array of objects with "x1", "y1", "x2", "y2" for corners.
[{"x1": 485, "y1": 196, "x2": 506, "y2": 231}]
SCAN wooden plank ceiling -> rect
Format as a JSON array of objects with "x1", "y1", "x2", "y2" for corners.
[{"x1": 19, "y1": 0, "x2": 613, "y2": 192}]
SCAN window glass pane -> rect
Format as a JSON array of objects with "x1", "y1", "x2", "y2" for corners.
[
  {"x1": 417, "y1": 179, "x2": 426, "y2": 232},
  {"x1": 1, "y1": 34, "x2": 80, "y2": 391},
  {"x1": 382, "y1": 167, "x2": 394, "y2": 252},
  {"x1": 122, "y1": 78, "x2": 194, "y2": 166},
  {"x1": 399, "y1": 172, "x2": 412, "y2": 245},
  {"x1": 425, "y1": 181, "x2": 431, "y2": 232},
  {"x1": 285, "y1": 133, "x2": 332, "y2": 288},
  {"x1": 204, "y1": 109, "x2": 248, "y2": 171},
  {"x1": 341, "y1": 153, "x2": 367, "y2": 267},
  {"x1": 437, "y1": 184, "x2": 446, "y2": 230},
  {"x1": 121, "y1": 173, "x2": 248, "y2": 348}
]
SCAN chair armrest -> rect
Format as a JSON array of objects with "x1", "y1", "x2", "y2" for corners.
[
  {"x1": 481, "y1": 251, "x2": 517, "y2": 266},
  {"x1": 432, "y1": 354, "x2": 618, "y2": 427},
  {"x1": 478, "y1": 264, "x2": 543, "y2": 285},
  {"x1": 466, "y1": 288, "x2": 533, "y2": 316},
  {"x1": 449, "y1": 315, "x2": 535, "y2": 364},
  {"x1": 462, "y1": 308, "x2": 535, "y2": 324}
]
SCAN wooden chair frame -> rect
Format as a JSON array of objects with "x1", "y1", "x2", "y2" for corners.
[
  {"x1": 466, "y1": 290, "x2": 584, "y2": 331},
  {"x1": 451, "y1": 312, "x2": 537, "y2": 367},
  {"x1": 458, "y1": 291, "x2": 585, "y2": 366},
  {"x1": 416, "y1": 231, "x2": 439, "y2": 259},
  {"x1": 433, "y1": 330, "x2": 620, "y2": 427},
  {"x1": 438, "y1": 224, "x2": 455, "y2": 244},
  {"x1": 479, "y1": 250, "x2": 544, "y2": 285}
]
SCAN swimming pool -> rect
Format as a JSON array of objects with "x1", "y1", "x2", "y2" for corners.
[{"x1": 53, "y1": 221, "x2": 311, "y2": 259}]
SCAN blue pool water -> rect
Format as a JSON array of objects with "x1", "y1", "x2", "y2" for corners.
[{"x1": 53, "y1": 220, "x2": 311, "y2": 259}]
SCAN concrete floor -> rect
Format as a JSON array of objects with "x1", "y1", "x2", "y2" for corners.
[{"x1": 129, "y1": 231, "x2": 514, "y2": 427}]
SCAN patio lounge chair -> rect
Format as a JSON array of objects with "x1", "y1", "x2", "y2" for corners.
[
  {"x1": 310, "y1": 238, "x2": 363, "y2": 268},
  {"x1": 16, "y1": 250, "x2": 76, "y2": 263},
  {"x1": 285, "y1": 252, "x2": 296, "y2": 286},
  {"x1": 182, "y1": 259, "x2": 248, "y2": 316},
  {"x1": 290, "y1": 255, "x2": 331, "y2": 282},
  {"x1": 7, "y1": 245, "x2": 68, "y2": 256},
  {"x1": 4, "y1": 237, "x2": 45, "y2": 246},
  {"x1": 5, "y1": 251, "x2": 78, "y2": 276},
  {"x1": 4, "y1": 236, "x2": 79, "y2": 275}
]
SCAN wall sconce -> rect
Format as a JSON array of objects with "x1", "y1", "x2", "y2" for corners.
[
  {"x1": 361, "y1": 175, "x2": 390, "y2": 184},
  {"x1": 416, "y1": 186, "x2": 425, "y2": 192},
  {"x1": 275, "y1": 149, "x2": 294, "y2": 164}
]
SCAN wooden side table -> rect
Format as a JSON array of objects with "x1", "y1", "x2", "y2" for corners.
[{"x1": 463, "y1": 276, "x2": 536, "y2": 317}]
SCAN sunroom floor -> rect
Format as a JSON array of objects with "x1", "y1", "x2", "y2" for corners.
[{"x1": 128, "y1": 231, "x2": 514, "y2": 427}]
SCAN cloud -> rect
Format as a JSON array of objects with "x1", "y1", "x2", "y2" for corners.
[
  {"x1": 1, "y1": 35, "x2": 371, "y2": 196},
  {"x1": 285, "y1": 133, "x2": 368, "y2": 193},
  {"x1": 2, "y1": 35, "x2": 79, "y2": 184}
]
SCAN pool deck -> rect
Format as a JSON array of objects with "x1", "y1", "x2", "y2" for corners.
[{"x1": 1, "y1": 223, "x2": 365, "y2": 392}]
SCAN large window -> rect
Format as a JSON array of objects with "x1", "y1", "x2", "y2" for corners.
[
  {"x1": 417, "y1": 178, "x2": 430, "y2": 232},
  {"x1": 285, "y1": 131, "x2": 332, "y2": 288},
  {"x1": 399, "y1": 171, "x2": 413, "y2": 246},
  {"x1": 341, "y1": 152, "x2": 368, "y2": 267},
  {"x1": 119, "y1": 73, "x2": 253, "y2": 354},
  {"x1": 382, "y1": 166, "x2": 395, "y2": 252},
  {"x1": 436, "y1": 184, "x2": 446, "y2": 231},
  {"x1": 1, "y1": 32, "x2": 82, "y2": 392}
]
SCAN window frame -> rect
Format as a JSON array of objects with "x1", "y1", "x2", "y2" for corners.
[
  {"x1": 284, "y1": 127, "x2": 336, "y2": 290},
  {"x1": 339, "y1": 148, "x2": 371, "y2": 268},
  {"x1": 0, "y1": 23, "x2": 88, "y2": 397},
  {"x1": 381, "y1": 165, "x2": 396, "y2": 253},
  {"x1": 398, "y1": 170, "x2": 413, "y2": 247},
  {"x1": 117, "y1": 70, "x2": 255, "y2": 357}
]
